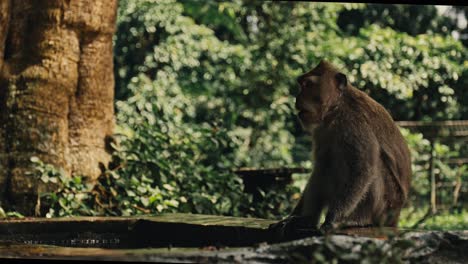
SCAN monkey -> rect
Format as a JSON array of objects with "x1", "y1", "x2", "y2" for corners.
[{"x1": 270, "y1": 60, "x2": 411, "y2": 238}]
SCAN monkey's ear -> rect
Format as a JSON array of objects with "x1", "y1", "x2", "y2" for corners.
[{"x1": 335, "y1": 72, "x2": 347, "y2": 91}]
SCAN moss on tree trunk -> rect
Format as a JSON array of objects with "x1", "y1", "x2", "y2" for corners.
[{"x1": 0, "y1": 0, "x2": 117, "y2": 215}]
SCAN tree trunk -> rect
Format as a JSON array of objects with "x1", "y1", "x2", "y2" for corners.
[{"x1": 0, "y1": 0, "x2": 117, "y2": 215}]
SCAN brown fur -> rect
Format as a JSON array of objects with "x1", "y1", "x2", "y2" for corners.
[{"x1": 273, "y1": 60, "x2": 411, "y2": 232}]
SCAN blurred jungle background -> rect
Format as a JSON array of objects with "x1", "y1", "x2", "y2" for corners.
[{"x1": 4, "y1": 1, "x2": 467, "y2": 230}]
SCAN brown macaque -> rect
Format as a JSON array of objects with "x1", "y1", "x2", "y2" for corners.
[{"x1": 270, "y1": 60, "x2": 411, "y2": 237}]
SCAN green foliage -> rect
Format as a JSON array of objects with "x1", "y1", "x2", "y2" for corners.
[
  {"x1": 400, "y1": 207, "x2": 468, "y2": 230},
  {"x1": 30, "y1": 157, "x2": 97, "y2": 217},
  {"x1": 337, "y1": 5, "x2": 458, "y2": 36},
  {"x1": 113, "y1": 74, "x2": 250, "y2": 216},
  {"x1": 247, "y1": 184, "x2": 300, "y2": 220},
  {"x1": 110, "y1": 0, "x2": 295, "y2": 217},
  {"x1": 338, "y1": 26, "x2": 466, "y2": 121},
  {"x1": 401, "y1": 128, "x2": 468, "y2": 211},
  {"x1": 0, "y1": 207, "x2": 24, "y2": 218}
]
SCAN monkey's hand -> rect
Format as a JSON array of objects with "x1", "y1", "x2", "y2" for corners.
[{"x1": 268, "y1": 216, "x2": 320, "y2": 242}]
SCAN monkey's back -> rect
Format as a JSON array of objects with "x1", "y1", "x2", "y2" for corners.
[{"x1": 340, "y1": 86, "x2": 412, "y2": 225}]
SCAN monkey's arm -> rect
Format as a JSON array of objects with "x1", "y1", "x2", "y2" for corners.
[
  {"x1": 293, "y1": 168, "x2": 326, "y2": 227},
  {"x1": 269, "y1": 163, "x2": 326, "y2": 234},
  {"x1": 323, "y1": 133, "x2": 379, "y2": 229}
]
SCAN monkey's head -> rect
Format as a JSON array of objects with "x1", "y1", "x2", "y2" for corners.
[{"x1": 295, "y1": 60, "x2": 347, "y2": 132}]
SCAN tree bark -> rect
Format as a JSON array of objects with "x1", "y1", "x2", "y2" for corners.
[{"x1": 0, "y1": 0, "x2": 117, "y2": 215}]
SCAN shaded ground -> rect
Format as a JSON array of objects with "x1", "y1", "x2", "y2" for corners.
[{"x1": 0, "y1": 214, "x2": 466, "y2": 263}]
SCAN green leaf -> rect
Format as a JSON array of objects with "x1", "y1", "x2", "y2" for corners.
[{"x1": 40, "y1": 174, "x2": 49, "y2": 183}]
